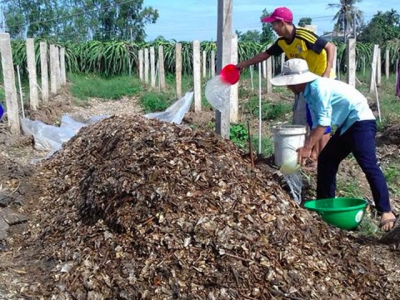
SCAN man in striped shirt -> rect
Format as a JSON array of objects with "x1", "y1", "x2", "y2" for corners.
[{"x1": 236, "y1": 7, "x2": 336, "y2": 167}]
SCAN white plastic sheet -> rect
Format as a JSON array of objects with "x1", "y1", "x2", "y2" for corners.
[
  {"x1": 144, "y1": 91, "x2": 193, "y2": 124},
  {"x1": 21, "y1": 92, "x2": 194, "y2": 160},
  {"x1": 21, "y1": 115, "x2": 109, "y2": 158}
]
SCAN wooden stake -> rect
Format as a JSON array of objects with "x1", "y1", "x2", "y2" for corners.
[{"x1": 247, "y1": 120, "x2": 254, "y2": 168}]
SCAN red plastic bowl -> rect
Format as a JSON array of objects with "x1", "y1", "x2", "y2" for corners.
[{"x1": 220, "y1": 64, "x2": 240, "y2": 85}]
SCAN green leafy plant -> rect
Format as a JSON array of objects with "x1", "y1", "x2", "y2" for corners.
[{"x1": 230, "y1": 123, "x2": 249, "y2": 148}]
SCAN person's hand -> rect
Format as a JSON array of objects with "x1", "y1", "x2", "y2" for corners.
[
  {"x1": 297, "y1": 145, "x2": 312, "y2": 165},
  {"x1": 322, "y1": 69, "x2": 331, "y2": 78},
  {"x1": 235, "y1": 62, "x2": 246, "y2": 71}
]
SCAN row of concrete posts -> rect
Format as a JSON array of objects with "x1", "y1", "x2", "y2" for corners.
[{"x1": 0, "y1": 33, "x2": 67, "y2": 135}]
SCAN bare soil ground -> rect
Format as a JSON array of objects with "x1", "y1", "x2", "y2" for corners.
[{"x1": 0, "y1": 90, "x2": 399, "y2": 299}]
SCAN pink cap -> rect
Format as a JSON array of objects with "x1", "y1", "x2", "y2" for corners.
[{"x1": 262, "y1": 7, "x2": 293, "y2": 23}]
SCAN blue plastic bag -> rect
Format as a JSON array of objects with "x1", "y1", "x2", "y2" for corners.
[{"x1": 0, "y1": 103, "x2": 4, "y2": 120}]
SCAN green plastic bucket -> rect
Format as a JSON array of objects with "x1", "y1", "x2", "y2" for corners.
[{"x1": 303, "y1": 197, "x2": 368, "y2": 230}]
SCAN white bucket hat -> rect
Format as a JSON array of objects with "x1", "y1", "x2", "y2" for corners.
[{"x1": 270, "y1": 59, "x2": 319, "y2": 86}]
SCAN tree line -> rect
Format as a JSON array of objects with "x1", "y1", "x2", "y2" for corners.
[
  {"x1": 2, "y1": 0, "x2": 399, "y2": 47},
  {"x1": 2, "y1": 0, "x2": 158, "y2": 42},
  {"x1": 236, "y1": 3, "x2": 400, "y2": 47}
]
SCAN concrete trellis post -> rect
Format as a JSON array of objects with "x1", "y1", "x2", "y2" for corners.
[
  {"x1": 50, "y1": 44, "x2": 58, "y2": 95},
  {"x1": 346, "y1": 38, "x2": 356, "y2": 87},
  {"x1": 202, "y1": 50, "x2": 207, "y2": 78},
  {"x1": 271, "y1": 56, "x2": 275, "y2": 77},
  {"x1": 0, "y1": 33, "x2": 20, "y2": 134},
  {"x1": 266, "y1": 46, "x2": 273, "y2": 93},
  {"x1": 376, "y1": 47, "x2": 382, "y2": 86},
  {"x1": 193, "y1": 40, "x2": 201, "y2": 112},
  {"x1": 230, "y1": 34, "x2": 238, "y2": 123},
  {"x1": 385, "y1": 49, "x2": 390, "y2": 79},
  {"x1": 281, "y1": 53, "x2": 285, "y2": 72},
  {"x1": 144, "y1": 48, "x2": 149, "y2": 84},
  {"x1": 158, "y1": 45, "x2": 166, "y2": 91},
  {"x1": 216, "y1": 0, "x2": 232, "y2": 139},
  {"x1": 40, "y1": 42, "x2": 49, "y2": 103},
  {"x1": 55, "y1": 46, "x2": 61, "y2": 91},
  {"x1": 175, "y1": 43, "x2": 182, "y2": 98},
  {"x1": 369, "y1": 45, "x2": 379, "y2": 93},
  {"x1": 60, "y1": 47, "x2": 67, "y2": 85},
  {"x1": 138, "y1": 49, "x2": 144, "y2": 81},
  {"x1": 211, "y1": 50, "x2": 216, "y2": 78},
  {"x1": 26, "y1": 38, "x2": 39, "y2": 110},
  {"x1": 150, "y1": 47, "x2": 156, "y2": 88},
  {"x1": 262, "y1": 60, "x2": 267, "y2": 79}
]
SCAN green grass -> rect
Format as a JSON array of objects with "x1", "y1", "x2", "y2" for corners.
[
  {"x1": 244, "y1": 95, "x2": 291, "y2": 121},
  {"x1": 251, "y1": 135, "x2": 274, "y2": 157},
  {"x1": 336, "y1": 178, "x2": 363, "y2": 198},
  {"x1": 140, "y1": 92, "x2": 174, "y2": 113},
  {"x1": 69, "y1": 73, "x2": 142, "y2": 100},
  {"x1": 383, "y1": 163, "x2": 400, "y2": 195},
  {"x1": 351, "y1": 72, "x2": 400, "y2": 125}
]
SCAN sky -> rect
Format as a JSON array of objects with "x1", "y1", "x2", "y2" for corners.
[{"x1": 143, "y1": 0, "x2": 399, "y2": 41}]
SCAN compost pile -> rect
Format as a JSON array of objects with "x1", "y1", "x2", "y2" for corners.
[{"x1": 34, "y1": 115, "x2": 398, "y2": 299}]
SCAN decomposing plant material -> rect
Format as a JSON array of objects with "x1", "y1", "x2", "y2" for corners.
[{"x1": 33, "y1": 115, "x2": 399, "y2": 299}]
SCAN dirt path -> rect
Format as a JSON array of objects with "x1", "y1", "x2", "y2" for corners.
[{"x1": 69, "y1": 96, "x2": 143, "y2": 118}]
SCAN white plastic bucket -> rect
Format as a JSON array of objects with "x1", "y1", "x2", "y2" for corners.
[{"x1": 272, "y1": 125, "x2": 307, "y2": 167}]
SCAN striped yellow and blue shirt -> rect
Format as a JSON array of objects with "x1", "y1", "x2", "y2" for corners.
[{"x1": 266, "y1": 26, "x2": 335, "y2": 78}]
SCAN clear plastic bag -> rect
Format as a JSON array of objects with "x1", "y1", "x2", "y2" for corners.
[{"x1": 205, "y1": 76, "x2": 231, "y2": 111}]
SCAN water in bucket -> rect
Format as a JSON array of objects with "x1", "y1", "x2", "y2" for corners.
[{"x1": 272, "y1": 124, "x2": 307, "y2": 204}]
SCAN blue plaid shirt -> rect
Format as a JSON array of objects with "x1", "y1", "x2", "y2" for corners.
[{"x1": 304, "y1": 77, "x2": 375, "y2": 134}]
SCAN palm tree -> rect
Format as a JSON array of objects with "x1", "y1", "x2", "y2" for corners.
[{"x1": 327, "y1": 0, "x2": 363, "y2": 42}]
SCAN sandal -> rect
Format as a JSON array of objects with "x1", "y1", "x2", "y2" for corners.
[{"x1": 379, "y1": 215, "x2": 398, "y2": 232}]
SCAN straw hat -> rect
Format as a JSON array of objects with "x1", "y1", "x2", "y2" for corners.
[{"x1": 270, "y1": 59, "x2": 319, "y2": 86}]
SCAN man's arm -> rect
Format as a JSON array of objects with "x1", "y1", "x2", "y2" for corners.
[
  {"x1": 236, "y1": 52, "x2": 270, "y2": 70},
  {"x1": 322, "y1": 42, "x2": 336, "y2": 78},
  {"x1": 297, "y1": 125, "x2": 327, "y2": 164}
]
